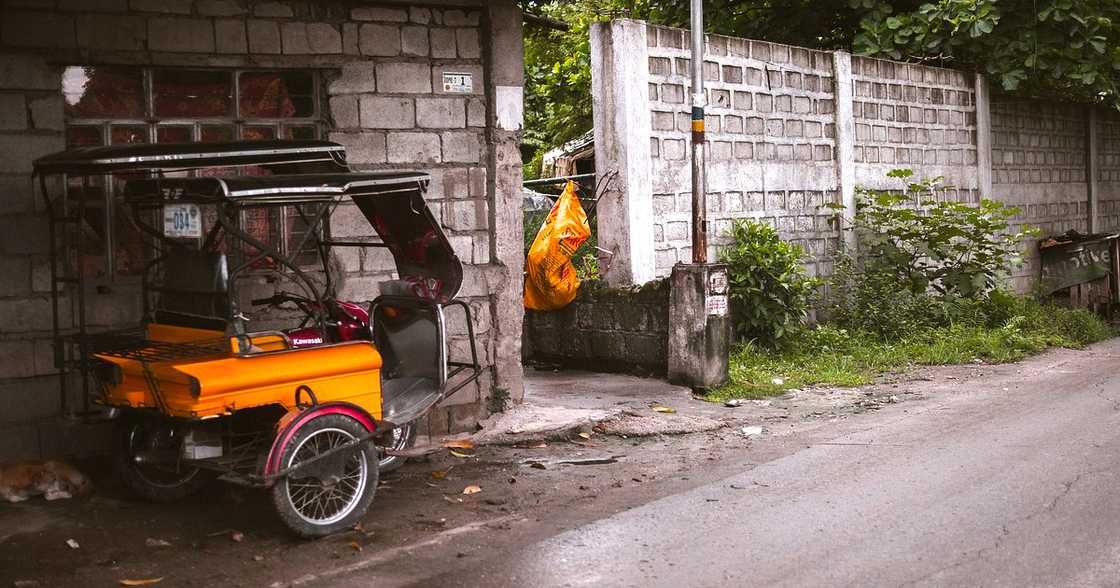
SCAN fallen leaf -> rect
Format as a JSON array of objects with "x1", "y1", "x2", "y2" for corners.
[
  {"x1": 206, "y1": 529, "x2": 236, "y2": 537},
  {"x1": 230, "y1": 531, "x2": 244, "y2": 543},
  {"x1": 144, "y1": 538, "x2": 172, "y2": 548},
  {"x1": 443, "y1": 495, "x2": 463, "y2": 504},
  {"x1": 253, "y1": 555, "x2": 264, "y2": 562},
  {"x1": 577, "y1": 432, "x2": 591, "y2": 440},
  {"x1": 119, "y1": 579, "x2": 163, "y2": 586},
  {"x1": 65, "y1": 539, "x2": 79, "y2": 550},
  {"x1": 349, "y1": 541, "x2": 362, "y2": 552},
  {"x1": 512, "y1": 442, "x2": 547, "y2": 449},
  {"x1": 431, "y1": 470, "x2": 449, "y2": 480},
  {"x1": 528, "y1": 461, "x2": 547, "y2": 470},
  {"x1": 462, "y1": 485, "x2": 482, "y2": 495},
  {"x1": 651, "y1": 405, "x2": 676, "y2": 414},
  {"x1": 449, "y1": 450, "x2": 475, "y2": 459},
  {"x1": 441, "y1": 439, "x2": 475, "y2": 449}
]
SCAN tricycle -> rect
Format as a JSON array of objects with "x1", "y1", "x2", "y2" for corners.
[{"x1": 33, "y1": 140, "x2": 481, "y2": 536}]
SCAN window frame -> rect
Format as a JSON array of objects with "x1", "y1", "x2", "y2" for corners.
[{"x1": 62, "y1": 67, "x2": 327, "y2": 278}]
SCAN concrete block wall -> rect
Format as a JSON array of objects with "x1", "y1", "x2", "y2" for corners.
[
  {"x1": 0, "y1": 0, "x2": 525, "y2": 461},
  {"x1": 643, "y1": 24, "x2": 840, "y2": 279},
  {"x1": 593, "y1": 19, "x2": 1104, "y2": 294},
  {"x1": 991, "y1": 101, "x2": 1090, "y2": 290},
  {"x1": 523, "y1": 281, "x2": 670, "y2": 375}
]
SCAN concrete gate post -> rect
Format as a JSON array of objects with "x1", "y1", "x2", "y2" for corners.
[{"x1": 667, "y1": 263, "x2": 731, "y2": 391}]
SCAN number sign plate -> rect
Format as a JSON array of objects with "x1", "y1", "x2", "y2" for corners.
[{"x1": 163, "y1": 204, "x2": 202, "y2": 238}]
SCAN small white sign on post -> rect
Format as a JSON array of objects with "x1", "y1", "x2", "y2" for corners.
[
  {"x1": 705, "y1": 294, "x2": 728, "y2": 316},
  {"x1": 163, "y1": 203, "x2": 202, "y2": 238},
  {"x1": 442, "y1": 72, "x2": 473, "y2": 94}
]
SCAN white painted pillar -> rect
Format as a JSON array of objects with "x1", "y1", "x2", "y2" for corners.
[
  {"x1": 974, "y1": 73, "x2": 993, "y2": 199},
  {"x1": 591, "y1": 19, "x2": 656, "y2": 286},
  {"x1": 831, "y1": 51, "x2": 857, "y2": 253}
]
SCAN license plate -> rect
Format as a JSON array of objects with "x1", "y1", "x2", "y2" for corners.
[{"x1": 163, "y1": 203, "x2": 201, "y2": 238}]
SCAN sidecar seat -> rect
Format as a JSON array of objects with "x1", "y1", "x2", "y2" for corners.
[{"x1": 151, "y1": 250, "x2": 230, "y2": 332}]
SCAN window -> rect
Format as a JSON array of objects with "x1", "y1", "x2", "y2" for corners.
[{"x1": 62, "y1": 67, "x2": 325, "y2": 276}]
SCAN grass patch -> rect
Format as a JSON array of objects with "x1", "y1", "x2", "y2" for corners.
[{"x1": 707, "y1": 298, "x2": 1114, "y2": 403}]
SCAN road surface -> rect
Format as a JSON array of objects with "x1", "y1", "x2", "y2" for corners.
[{"x1": 333, "y1": 340, "x2": 1120, "y2": 587}]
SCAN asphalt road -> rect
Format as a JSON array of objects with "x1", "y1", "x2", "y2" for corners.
[{"x1": 406, "y1": 341, "x2": 1120, "y2": 587}]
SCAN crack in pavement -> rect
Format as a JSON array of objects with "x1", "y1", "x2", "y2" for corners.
[{"x1": 902, "y1": 469, "x2": 1102, "y2": 586}]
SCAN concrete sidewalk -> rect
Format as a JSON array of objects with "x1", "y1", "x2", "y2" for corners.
[{"x1": 471, "y1": 368, "x2": 734, "y2": 445}]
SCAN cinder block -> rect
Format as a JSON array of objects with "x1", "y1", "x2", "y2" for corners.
[
  {"x1": 430, "y1": 27, "x2": 456, "y2": 58},
  {"x1": 377, "y1": 62, "x2": 432, "y2": 93},
  {"x1": 443, "y1": 9, "x2": 480, "y2": 27},
  {"x1": 0, "y1": 95, "x2": 27, "y2": 130},
  {"x1": 2, "y1": 11, "x2": 75, "y2": 48},
  {"x1": 444, "y1": 199, "x2": 488, "y2": 231},
  {"x1": 456, "y1": 28, "x2": 481, "y2": 59},
  {"x1": 328, "y1": 131, "x2": 386, "y2": 165},
  {"x1": 410, "y1": 7, "x2": 432, "y2": 24},
  {"x1": 359, "y1": 23, "x2": 400, "y2": 56},
  {"x1": 248, "y1": 20, "x2": 281, "y2": 53},
  {"x1": 359, "y1": 96, "x2": 414, "y2": 129},
  {"x1": 197, "y1": 0, "x2": 246, "y2": 16},
  {"x1": 401, "y1": 25, "x2": 429, "y2": 56},
  {"x1": 467, "y1": 98, "x2": 485, "y2": 127},
  {"x1": 416, "y1": 97, "x2": 466, "y2": 128},
  {"x1": 468, "y1": 166, "x2": 487, "y2": 197},
  {"x1": 0, "y1": 256, "x2": 31, "y2": 297},
  {"x1": 215, "y1": 19, "x2": 248, "y2": 53},
  {"x1": 131, "y1": 0, "x2": 191, "y2": 12},
  {"x1": 280, "y1": 22, "x2": 311, "y2": 54},
  {"x1": 387, "y1": 132, "x2": 442, "y2": 164},
  {"x1": 0, "y1": 132, "x2": 62, "y2": 174},
  {"x1": 254, "y1": 1, "x2": 293, "y2": 17},
  {"x1": 343, "y1": 22, "x2": 359, "y2": 55},
  {"x1": 351, "y1": 6, "x2": 408, "y2": 22},
  {"x1": 0, "y1": 340, "x2": 37, "y2": 378},
  {"x1": 441, "y1": 132, "x2": 481, "y2": 163},
  {"x1": 329, "y1": 62, "x2": 376, "y2": 94},
  {"x1": 148, "y1": 17, "x2": 215, "y2": 53},
  {"x1": 0, "y1": 55, "x2": 58, "y2": 91},
  {"x1": 328, "y1": 95, "x2": 359, "y2": 128},
  {"x1": 76, "y1": 14, "x2": 147, "y2": 50}
]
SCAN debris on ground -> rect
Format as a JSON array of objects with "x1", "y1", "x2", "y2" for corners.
[
  {"x1": 650, "y1": 404, "x2": 676, "y2": 413},
  {"x1": 725, "y1": 399, "x2": 745, "y2": 407},
  {"x1": 144, "y1": 538, "x2": 172, "y2": 548},
  {"x1": 441, "y1": 439, "x2": 475, "y2": 449},
  {"x1": 65, "y1": 539, "x2": 79, "y2": 550},
  {"x1": 597, "y1": 412, "x2": 726, "y2": 437},
  {"x1": 462, "y1": 485, "x2": 482, "y2": 495},
  {"x1": 119, "y1": 579, "x2": 163, "y2": 586},
  {"x1": 739, "y1": 426, "x2": 764, "y2": 438}
]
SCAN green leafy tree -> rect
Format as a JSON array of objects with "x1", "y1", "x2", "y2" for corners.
[{"x1": 852, "y1": 0, "x2": 1120, "y2": 102}]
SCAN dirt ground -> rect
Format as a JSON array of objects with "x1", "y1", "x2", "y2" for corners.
[{"x1": 0, "y1": 354, "x2": 1054, "y2": 588}]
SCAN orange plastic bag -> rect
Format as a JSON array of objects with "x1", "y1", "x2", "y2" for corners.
[{"x1": 524, "y1": 181, "x2": 591, "y2": 310}]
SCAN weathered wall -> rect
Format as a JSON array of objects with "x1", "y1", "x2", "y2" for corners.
[
  {"x1": 0, "y1": 0, "x2": 524, "y2": 461},
  {"x1": 991, "y1": 101, "x2": 1090, "y2": 290},
  {"x1": 593, "y1": 19, "x2": 1107, "y2": 295},
  {"x1": 523, "y1": 281, "x2": 669, "y2": 375}
]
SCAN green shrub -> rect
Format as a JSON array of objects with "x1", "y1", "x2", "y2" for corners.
[{"x1": 719, "y1": 219, "x2": 820, "y2": 345}]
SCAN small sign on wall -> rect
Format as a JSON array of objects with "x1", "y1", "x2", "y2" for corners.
[
  {"x1": 442, "y1": 72, "x2": 473, "y2": 93},
  {"x1": 163, "y1": 203, "x2": 201, "y2": 238},
  {"x1": 706, "y1": 268, "x2": 729, "y2": 316}
]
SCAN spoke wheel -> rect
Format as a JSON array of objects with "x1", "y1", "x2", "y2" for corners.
[
  {"x1": 113, "y1": 417, "x2": 210, "y2": 503},
  {"x1": 271, "y1": 414, "x2": 378, "y2": 537},
  {"x1": 377, "y1": 423, "x2": 416, "y2": 473}
]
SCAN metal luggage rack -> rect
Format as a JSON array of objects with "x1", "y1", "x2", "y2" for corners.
[{"x1": 74, "y1": 328, "x2": 230, "y2": 363}]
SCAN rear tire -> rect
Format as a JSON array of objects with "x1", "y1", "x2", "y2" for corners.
[
  {"x1": 113, "y1": 417, "x2": 209, "y2": 503},
  {"x1": 271, "y1": 413, "x2": 378, "y2": 538},
  {"x1": 377, "y1": 423, "x2": 417, "y2": 473}
]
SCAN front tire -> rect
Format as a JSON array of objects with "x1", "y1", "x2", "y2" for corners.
[
  {"x1": 271, "y1": 413, "x2": 378, "y2": 538},
  {"x1": 113, "y1": 417, "x2": 209, "y2": 503}
]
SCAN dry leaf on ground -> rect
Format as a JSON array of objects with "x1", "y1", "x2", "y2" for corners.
[
  {"x1": 441, "y1": 439, "x2": 475, "y2": 449},
  {"x1": 462, "y1": 485, "x2": 482, "y2": 495},
  {"x1": 651, "y1": 405, "x2": 676, "y2": 414},
  {"x1": 119, "y1": 579, "x2": 163, "y2": 586},
  {"x1": 449, "y1": 450, "x2": 475, "y2": 459}
]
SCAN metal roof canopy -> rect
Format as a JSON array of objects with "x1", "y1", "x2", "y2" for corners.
[
  {"x1": 123, "y1": 171, "x2": 431, "y2": 205},
  {"x1": 33, "y1": 140, "x2": 348, "y2": 175}
]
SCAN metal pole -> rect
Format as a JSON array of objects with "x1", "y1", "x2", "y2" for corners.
[{"x1": 690, "y1": 0, "x2": 707, "y2": 263}]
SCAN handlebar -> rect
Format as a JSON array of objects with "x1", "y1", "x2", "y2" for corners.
[{"x1": 251, "y1": 292, "x2": 309, "y2": 307}]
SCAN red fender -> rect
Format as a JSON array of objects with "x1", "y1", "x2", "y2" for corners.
[{"x1": 263, "y1": 402, "x2": 378, "y2": 484}]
